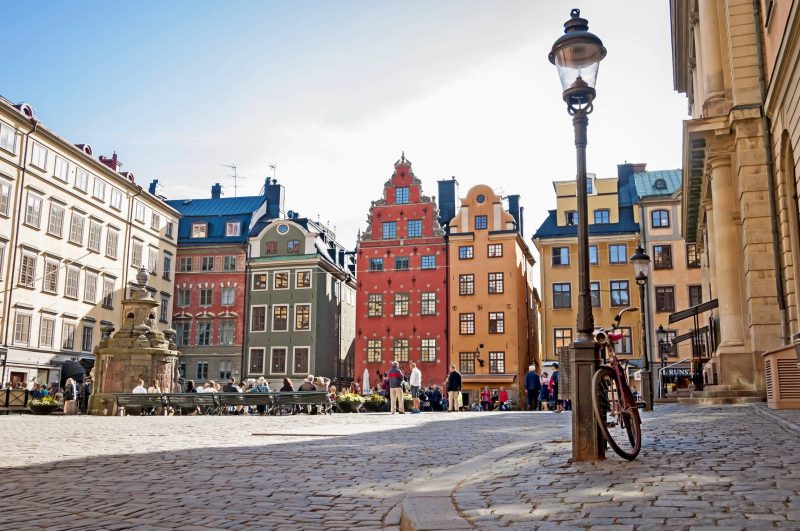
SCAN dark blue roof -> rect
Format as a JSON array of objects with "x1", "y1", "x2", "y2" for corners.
[
  {"x1": 166, "y1": 195, "x2": 265, "y2": 216},
  {"x1": 533, "y1": 206, "x2": 639, "y2": 240},
  {"x1": 167, "y1": 195, "x2": 266, "y2": 246}
]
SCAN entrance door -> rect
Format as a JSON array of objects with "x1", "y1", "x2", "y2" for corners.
[{"x1": 10, "y1": 372, "x2": 26, "y2": 388}]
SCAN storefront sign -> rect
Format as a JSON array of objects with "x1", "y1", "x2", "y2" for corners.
[{"x1": 662, "y1": 368, "x2": 691, "y2": 377}]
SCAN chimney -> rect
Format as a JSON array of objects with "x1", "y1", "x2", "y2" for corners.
[
  {"x1": 507, "y1": 194, "x2": 522, "y2": 235},
  {"x1": 211, "y1": 183, "x2": 223, "y2": 200},
  {"x1": 149, "y1": 179, "x2": 167, "y2": 200},
  {"x1": 264, "y1": 178, "x2": 285, "y2": 219},
  {"x1": 99, "y1": 152, "x2": 121, "y2": 172},
  {"x1": 437, "y1": 177, "x2": 459, "y2": 229}
]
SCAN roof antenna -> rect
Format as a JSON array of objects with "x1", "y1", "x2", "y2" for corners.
[
  {"x1": 222, "y1": 164, "x2": 245, "y2": 197},
  {"x1": 269, "y1": 163, "x2": 277, "y2": 181}
]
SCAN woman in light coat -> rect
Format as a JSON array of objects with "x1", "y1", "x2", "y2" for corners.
[{"x1": 63, "y1": 378, "x2": 79, "y2": 415}]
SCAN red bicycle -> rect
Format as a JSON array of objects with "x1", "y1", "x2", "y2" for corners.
[{"x1": 592, "y1": 307, "x2": 642, "y2": 460}]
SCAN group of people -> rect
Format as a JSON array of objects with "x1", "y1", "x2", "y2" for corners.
[
  {"x1": 524, "y1": 364, "x2": 569, "y2": 412},
  {"x1": 2, "y1": 377, "x2": 91, "y2": 415},
  {"x1": 366, "y1": 362, "x2": 470, "y2": 413}
]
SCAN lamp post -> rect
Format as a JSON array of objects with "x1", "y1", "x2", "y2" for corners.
[
  {"x1": 549, "y1": 8, "x2": 607, "y2": 461},
  {"x1": 631, "y1": 245, "x2": 652, "y2": 411},
  {"x1": 656, "y1": 324, "x2": 668, "y2": 398}
]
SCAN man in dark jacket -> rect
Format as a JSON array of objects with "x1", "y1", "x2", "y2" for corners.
[
  {"x1": 387, "y1": 361, "x2": 405, "y2": 414},
  {"x1": 446, "y1": 365, "x2": 462, "y2": 412},
  {"x1": 524, "y1": 365, "x2": 541, "y2": 411},
  {"x1": 222, "y1": 378, "x2": 238, "y2": 393}
]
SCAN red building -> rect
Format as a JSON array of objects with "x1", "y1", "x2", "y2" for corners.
[{"x1": 355, "y1": 155, "x2": 449, "y2": 388}]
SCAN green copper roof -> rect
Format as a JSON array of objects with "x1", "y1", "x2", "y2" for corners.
[{"x1": 633, "y1": 169, "x2": 682, "y2": 199}]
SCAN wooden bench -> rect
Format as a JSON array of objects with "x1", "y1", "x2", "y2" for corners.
[
  {"x1": 271, "y1": 391, "x2": 331, "y2": 415},
  {"x1": 114, "y1": 393, "x2": 167, "y2": 416},
  {"x1": 0, "y1": 389, "x2": 31, "y2": 414},
  {"x1": 163, "y1": 393, "x2": 219, "y2": 415}
]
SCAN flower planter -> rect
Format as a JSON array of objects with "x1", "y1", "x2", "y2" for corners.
[
  {"x1": 28, "y1": 404, "x2": 59, "y2": 415},
  {"x1": 403, "y1": 399, "x2": 413, "y2": 411},
  {"x1": 363, "y1": 400, "x2": 387, "y2": 412},
  {"x1": 336, "y1": 401, "x2": 362, "y2": 413}
]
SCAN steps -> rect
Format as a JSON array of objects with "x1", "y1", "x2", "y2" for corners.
[{"x1": 677, "y1": 384, "x2": 766, "y2": 405}]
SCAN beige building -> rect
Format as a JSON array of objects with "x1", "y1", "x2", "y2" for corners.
[
  {"x1": 0, "y1": 97, "x2": 179, "y2": 388},
  {"x1": 670, "y1": 0, "x2": 800, "y2": 400}
]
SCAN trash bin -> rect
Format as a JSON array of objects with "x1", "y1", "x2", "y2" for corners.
[{"x1": 557, "y1": 346, "x2": 572, "y2": 401}]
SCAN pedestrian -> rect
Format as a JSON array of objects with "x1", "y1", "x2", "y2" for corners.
[
  {"x1": 497, "y1": 387, "x2": 510, "y2": 411},
  {"x1": 524, "y1": 365, "x2": 541, "y2": 411},
  {"x1": 446, "y1": 364, "x2": 462, "y2": 412},
  {"x1": 80, "y1": 378, "x2": 92, "y2": 414},
  {"x1": 409, "y1": 362, "x2": 422, "y2": 413},
  {"x1": 480, "y1": 386, "x2": 492, "y2": 411},
  {"x1": 550, "y1": 363, "x2": 562, "y2": 413},
  {"x1": 63, "y1": 378, "x2": 79, "y2": 415},
  {"x1": 387, "y1": 361, "x2": 405, "y2": 414},
  {"x1": 430, "y1": 385, "x2": 443, "y2": 412}
]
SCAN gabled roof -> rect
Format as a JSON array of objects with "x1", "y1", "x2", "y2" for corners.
[
  {"x1": 166, "y1": 195, "x2": 266, "y2": 217},
  {"x1": 634, "y1": 169, "x2": 682, "y2": 198},
  {"x1": 533, "y1": 206, "x2": 639, "y2": 240},
  {"x1": 166, "y1": 195, "x2": 267, "y2": 245}
]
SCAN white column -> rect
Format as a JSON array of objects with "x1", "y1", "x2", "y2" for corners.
[{"x1": 697, "y1": 0, "x2": 725, "y2": 102}]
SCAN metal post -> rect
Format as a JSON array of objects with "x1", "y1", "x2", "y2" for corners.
[{"x1": 638, "y1": 282, "x2": 652, "y2": 411}]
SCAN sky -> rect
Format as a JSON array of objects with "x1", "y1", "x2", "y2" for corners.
[{"x1": 2, "y1": 1, "x2": 687, "y2": 262}]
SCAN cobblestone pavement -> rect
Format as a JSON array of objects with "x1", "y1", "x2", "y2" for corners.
[{"x1": 1, "y1": 404, "x2": 798, "y2": 530}]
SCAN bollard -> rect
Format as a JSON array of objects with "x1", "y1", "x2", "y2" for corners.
[{"x1": 571, "y1": 339, "x2": 605, "y2": 461}]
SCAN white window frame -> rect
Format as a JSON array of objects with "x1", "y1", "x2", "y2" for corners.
[
  {"x1": 81, "y1": 324, "x2": 94, "y2": 353},
  {"x1": 150, "y1": 212, "x2": 160, "y2": 231},
  {"x1": 131, "y1": 240, "x2": 143, "y2": 268},
  {"x1": 102, "y1": 278, "x2": 115, "y2": 308},
  {"x1": 191, "y1": 222, "x2": 207, "y2": 238},
  {"x1": 295, "y1": 269, "x2": 312, "y2": 289},
  {"x1": 30, "y1": 141, "x2": 48, "y2": 170},
  {"x1": 54, "y1": 155, "x2": 70, "y2": 182},
  {"x1": 199, "y1": 287, "x2": 213, "y2": 307},
  {"x1": 0, "y1": 180, "x2": 10, "y2": 216},
  {"x1": 0, "y1": 121, "x2": 16, "y2": 154},
  {"x1": 64, "y1": 266, "x2": 80, "y2": 298},
  {"x1": 39, "y1": 317, "x2": 56, "y2": 349},
  {"x1": 294, "y1": 303, "x2": 311, "y2": 331},
  {"x1": 177, "y1": 288, "x2": 191, "y2": 307},
  {"x1": 134, "y1": 201, "x2": 146, "y2": 223},
  {"x1": 84, "y1": 271, "x2": 98, "y2": 303},
  {"x1": 225, "y1": 221, "x2": 241, "y2": 237},
  {"x1": 252, "y1": 273, "x2": 268, "y2": 290},
  {"x1": 13, "y1": 312, "x2": 32, "y2": 345},
  {"x1": 68, "y1": 212, "x2": 85, "y2": 245},
  {"x1": 248, "y1": 347, "x2": 265, "y2": 375},
  {"x1": 221, "y1": 286, "x2": 235, "y2": 306},
  {"x1": 0, "y1": 243, "x2": 5, "y2": 281},
  {"x1": 271, "y1": 304, "x2": 289, "y2": 332},
  {"x1": 62, "y1": 321, "x2": 76, "y2": 351},
  {"x1": 148, "y1": 246, "x2": 158, "y2": 274},
  {"x1": 218, "y1": 320, "x2": 235, "y2": 346},
  {"x1": 223, "y1": 255, "x2": 237, "y2": 271},
  {"x1": 19, "y1": 252, "x2": 37, "y2": 288},
  {"x1": 92, "y1": 177, "x2": 107, "y2": 201},
  {"x1": 273, "y1": 270, "x2": 290, "y2": 290},
  {"x1": 75, "y1": 168, "x2": 90, "y2": 192},
  {"x1": 110, "y1": 187, "x2": 123, "y2": 210},
  {"x1": 270, "y1": 346, "x2": 288, "y2": 375},
  {"x1": 105, "y1": 228, "x2": 119, "y2": 259},
  {"x1": 43, "y1": 258, "x2": 59, "y2": 294},
  {"x1": 87, "y1": 220, "x2": 102, "y2": 252},
  {"x1": 25, "y1": 192, "x2": 43, "y2": 228},
  {"x1": 293, "y1": 346, "x2": 310, "y2": 375},
  {"x1": 47, "y1": 203, "x2": 64, "y2": 237},
  {"x1": 250, "y1": 305, "x2": 267, "y2": 332}
]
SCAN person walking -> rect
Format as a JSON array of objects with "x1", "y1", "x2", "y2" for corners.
[
  {"x1": 550, "y1": 363, "x2": 562, "y2": 413},
  {"x1": 409, "y1": 362, "x2": 422, "y2": 414},
  {"x1": 63, "y1": 378, "x2": 79, "y2": 415},
  {"x1": 524, "y1": 365, "x2": 541, "y2": 411},
  {"x1": 539, "y1": 372, "x2": 550, "y2": 411},
  {"x1": 387, "y1": 361, "x2": 405, "y2": 414},
  {"x1": 480, "y1": 386, "x2": 492, "y2": 411},
  {"x1": 446, "y1": 364, "x2": 462, "y2": 412}
]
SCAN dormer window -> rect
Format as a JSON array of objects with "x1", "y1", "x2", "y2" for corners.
[
  {"x1": 396, "y1": 187, "x2": 409, "y2": 205},
  {"x1": 587, "y1": 177, "x2": 594, "y2": 194},
  {"x1": 565, "y1": 210, "x2": 577, "y2": 226},
  {"x1": 191, "y1": 222, "x2": 207, "y2": 238},
  {"x1": 654, "y1": 178, "x2": 667, "y2": 190},
  {"x1": 225, "y1": 221, "x2": 241, "y2": 237}
]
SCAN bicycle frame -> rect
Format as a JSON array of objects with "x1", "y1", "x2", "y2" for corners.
[{"x1": 597, "y1": 309, "x2": 638, "y2": 416}]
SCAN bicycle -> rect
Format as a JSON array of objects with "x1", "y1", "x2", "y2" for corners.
[{"x1": 591, "y1": 306, "x2": 642, "y2": 460}]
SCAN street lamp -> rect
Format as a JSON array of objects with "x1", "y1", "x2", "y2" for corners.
[
  {"x1": 656, "y1": 324, "x2": 669, "y2": 398},
  {"x1": 549, "y1": 8, "x2": 606, "y2": 462},
  {"x1": 631, "y1": 244, "x2": 652, "y2": 411}
]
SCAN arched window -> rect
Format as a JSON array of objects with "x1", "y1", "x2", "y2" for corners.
[
  {"x1": 653, "y1": 178, "x2": 667, "y2": 190},
  {"x1": 651, "y1": 209, "x2": 670, "y2": 228}
]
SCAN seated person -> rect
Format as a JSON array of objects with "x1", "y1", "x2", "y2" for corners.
[{"x1": 299, "y1": 375, "x2": 317, "y2": 391}]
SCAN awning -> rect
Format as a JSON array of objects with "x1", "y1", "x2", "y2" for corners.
[{"x1": 461, "y1": 374, "x2": 517, "y2": 384}]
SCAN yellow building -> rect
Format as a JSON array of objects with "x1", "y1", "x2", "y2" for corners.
[{"x1": 447, "y1": 185, "x2": 537, "y2": 407}]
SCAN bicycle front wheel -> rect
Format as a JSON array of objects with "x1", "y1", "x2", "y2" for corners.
[{"x1": 592, "y1": 366, "x2": 641, "y2": 460}]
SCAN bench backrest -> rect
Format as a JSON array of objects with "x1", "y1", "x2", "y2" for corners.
[
  {"x1": 164, "y1": 393, "x2": 216, "y2": 408},
  {"x1": 216, "y1": 393, "x2": 247, "y2": 406},
  {"x1": 115, "y1": 394, "x2": 165, "y2": 407},
  {"x1": 272, "y1": 391, "x2": 329, "y2": 405}
]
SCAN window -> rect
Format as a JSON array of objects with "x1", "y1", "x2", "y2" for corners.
[
  {"x1": 489, "y1": 312, "x2": 505, "y2": 334},
  {"x1": 296, "y1": 270, "x2": 311, "y2": 288},
  {"x1": 166, "y1": 221, "x2": 174, "y2": 238},
  {"x1": 54, "y1": 156, "x2": 69, "y2": 182},
  {"x1": 368, "y1": 294, "x2": 383, "y2": 317},
  {"x1": 0, "y1": 181, "x2": 10, "y2": 216},
  {"x1": 65, "y1": 267, "x2": 79, "y2": 298},
  {"x1": 594, "y1": 209, "x2": 610, "y2": 224},
  {"x1": 369, "y1": 258, "x2": 383, "y2": 271},
  {"x1": 488, "y1": 272, "x2": 504, "y2": 294},
  {"x1": 110, "y1": 187, "x2": 122, "y2": 210},
  {"x1": 489, "y1": 352, "x2": 505, "y2": 374},
  {"x1": 294, "y1": 347, "x2": 310, "y2": 374},
  {"x1": 92, "y1": 178, "x2": 107, "y2": 201},
  {"x1": 287, "y1": 239, "x2": 301, "y2": 254},
  {"x1": 19, "y1": 253, "x2": 36, "y2": 288},
  {"x1": 554, "y1": 328, "x2": 573, "y2": 351},
  {"x1": 134, "y1": 201, "x2": 146, "y2": 223},
  {"x1": 552, "y1": 247, "x2": 570, "y2": 266},
  {"x1": 689, "y1": 285, "x2": 703, "y2": 308},
  {"x1": 102, "y1": 279, "x2": 115, "y2": 308},
  {"x1": 488, "y1": 243, "x2": 503, "y2": 257},
  {"x1": 225, "y1": 221, "x2": 241, "y2": 237},
  {"x1": 651, "y1": 209, "x2": 670, "y2": 228},
  {"x1": 272, "y1": 305, "x2": 288, "y2": 331},
  {"x1": 84, "y1": 272, "x2": 98, "y2": 303},
  {"x1": 459, "y1": 246, "x2": 474, "y2": 259},
  {"x1": 686, "y1": 243, "x2": 701, "y2": 268},
  {"x1": 191, "y1": 223, "x2": 207, "y2": 238},
  {"x1": 655, "y1": 286, "x2": 676, "y2": 313},
  {"x1": 295, "y1": 304, "x2": 311, "y2": 331},
  {"x1": 421, "y1": 255, "x2": 436, "y2": 269},
  {"x1": 201, "y1": 256, "x2": 214, "y2": 271},
  {"x1": 62, "y1": 322, "x2": 76, "y2": 350},
  {"x1": 197, "y1": 321, "x2": 212, "y2": 346},
  {"x1": 0, "y1": 121, "x2": 16, "y2": 153},
  {"x1": 87, "y1": 221, "x2": 102, "y2": 252},
  {"x1": 459, "y1": 274, "x2": 475, "y2": 296},
  {"x1": 382, "y1": 222, "x2": 397, "y2": 239},
  {"x1": 150, "y1": 212, "x2": 160, "y2": 231},
  {"x1": 249, "y1": 349, "x2": 265, "y2": 374},
  {"x1": 610, "y1": 280, "x2": 629, "y2": 307},
  {"x1": 271, "y1": 348, "x2": 287, "y2": 374},
  {"x1": 31, "y1": 141, "x2": 48, "y2": 169},
  {"x1": 81, "y1": 325, "x2": 94, "y2": 352},
  {"x1": 613, "y1": 327, "x2": 632, "y2": 355},
  {"x1": 251, "y1": 306, "x2": 266, "y2": 332},
  {"x1": 25, "y1": 192, "x2": 43, "y2": 228},
  {"x1": 274, "y1": 271, "x2": 289, "y2": 289},
  {"x1": 653, "y1": 178, "x2": 667, "y2": 190},
  {"x1": 459, "y1": 313, "x2": 475, "y2": 335},
  {"x1": 131, "y1": 241, "x2": 143, "y2": 268},
  {"x1": 553, "y1": 283, "x2": 571, "y2": 308},
  {"x1": 14, "y1": 313, "x2": 31, "y2": 345},
  {"x1": 175, "y1": 322, "x2": 189, "y2": 346},
  {"x1": 265, "y1": 241, "x2": 277, "y2": 254},
  {"x1": 0, "y1": 245, "x2": 5, "y2": 281},
  {"x1": 396, "y1": 187, "x2": 409, "y2": 204},
  {"x1": 393, "y1": 339, "x2": 409, "y2": 362},
  {"x1": 609, "y1": 244, "x2": 627, "y2": 264},
  {"x1": 253, "y1": 274, "x2": 267, "y2": 290},
  {"x1": 219, "y1": 321, "x2": 235, "y2": 346},
  {"x1": 223, "y1": 256, "x2": 236, "y2": 271},
  {"x1": 653, "y1": 245, "x2": 673, "y2": 269},
  {"x1": 179, "y1": 257, "x2": 192, "y2": 272},
  {"x1": 394, "y1": 293, "x2": 409, "y2": 316},
  {"x1": 196, "y1": 361, "x2": 209, "y2": 380},
  {"x1": 43, "y1": 259, "x2": 59, "y2": 294},
  {"x1": 199, "y1": 288, "x2": 212, "y2": 306},
  {"x1": 475, "y1": 215, "x2": 488, "y2": 230},
  {"x1": 367, "y1": 339, "x2": 382, "y2": 363},
  {"x1": 219, "y1": 360, "x2": 232, "y2": 380},
  {"x1": 586, "y1": 177, "x2": 593, "y2": 194},
  {"x1": 68, "y1": 212, "x2": 84, "y2": 244},
  {"x1": 395, "y1": 257, "x2": 409, "y2": 270},
  {"x1": 221, "y1": 287, "x2": 235, "y2": 305},
  {"x1": 421, "y1": 292, "x2": 436, "y2": 316},
  {"x1": 163, "y1": 254, "x2": 172, "y2": 279},
  {"x1": 178, "y1": 362, "x2": 186, "y2": 379},
  {"x1": 75, "y1": 168, "x2": 90, "y2": 192},
  {"x1": 177, "y1": 289, "x2": 191, "y2": 307},
  {"x1": 159, "y1": 294, "x2": 168, "y2": 321},
  {"x1": 407, "y1": 219, "x2": 422, "y2": 238},
  {"x1": 148, "y1": 247, "x2": 158, "y2": 274},
  {"x1": 565, "y1": 210, "x2": 578, "y2": 225},
  {"x1": 46, "y1": 204, "x2": 64, "y2": 237},
  {"x1": 459, "y1": 352, "x2": 475, "y2": 374},
  {"x1": 589, "y1": 245, "x2": 598, "y2": 265},
  {"x1": 420, "y1": 338, "x2": 436, "y2": 362},
  {"x1": 590, "y1": 281, "x2": 601, "y2": 307}
]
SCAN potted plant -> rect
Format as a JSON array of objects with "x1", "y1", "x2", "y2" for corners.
[
  {"x1": 28, "y1": 396, "x2": 60, "y2": 415},
  {"x1": 403, "y1": 392, "x2": 413, "y2": 412},
  {"x1": 362, "y1": 394, "x2": 388, "y2": 412},
  {"x1": 335, "y1": 392, "x2": 365, "y2": 413}
]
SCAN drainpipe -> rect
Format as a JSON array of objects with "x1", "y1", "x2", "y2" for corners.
[
  {"x1": 753, "y1": 0, "x2": 789, "y2": 343},
  {"x1": 2, "y1": 117, "x2": 38, "y2": 385},
  {"x1": 122, "y1": 186, "x2": 143, "y2": 294}
]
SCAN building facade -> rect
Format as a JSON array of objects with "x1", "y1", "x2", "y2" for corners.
[
  {"x1": 0, "y1": 97, "x2": 179, "y2": 388},
  {"x1": 447, "y1": 185, "x2": 537, "y2": 405},
  {"x1": 355, "y1": 155, "x2": 448, "y2": 389},
  {"x1": 245, "y1": 214, "x2": 356, "y2": 387},
  {"x1": 166, "y1": 182, "x2": 273, "y2": 385}
]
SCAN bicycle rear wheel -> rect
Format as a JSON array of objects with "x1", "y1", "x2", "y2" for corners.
[{"x1": 592, "y1": 366, "x2": 641, "y2": 460}]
